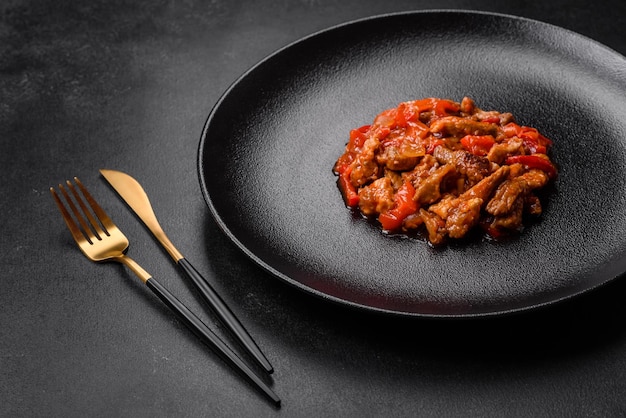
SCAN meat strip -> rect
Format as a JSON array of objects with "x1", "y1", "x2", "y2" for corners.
[
  {"x1": 433, "y1": 146, "x2": 491, "y2": 186},
  {"x1": 430, "y1": 116, "x2": 499, "y2": 137}
]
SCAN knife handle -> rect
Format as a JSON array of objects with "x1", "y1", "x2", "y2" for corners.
[
  {"x1": 178, "y1": 258, "x2": 274, "y2": 374},
  {"x1": 145, "y1": 278, "x2": 280, "y2": 406}
]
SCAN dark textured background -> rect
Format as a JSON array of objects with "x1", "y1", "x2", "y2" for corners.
[{"x1": 2, "y1": 1, "x2": 626, "y2": 416}]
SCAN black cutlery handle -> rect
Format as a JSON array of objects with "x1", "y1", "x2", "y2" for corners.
[
  {"x1": 145, "y1": 278, "x2": 280, "y2": 406},
  {"x1": 178, "y1": 258, "x2": 274, "y2": 374}
]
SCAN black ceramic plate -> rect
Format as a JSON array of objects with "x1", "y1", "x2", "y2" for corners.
[{"x1": 198, "y1": 11, "x2": 626, "y2": 317}]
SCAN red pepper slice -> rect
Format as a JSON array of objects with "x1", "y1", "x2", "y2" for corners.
[
  {"x1": 348, "y1": 125, "x2": 370, "y2": 149},
  {"x1": 378, "y1": 181, "x2": 418, "y2": 231},
  {"x1": 405, "y1": 120, "x2": 429, "y2": 140},
  {"x1": 460, "y1": 135, "x2": 496, "y2": 156},
  {"x1": 394, "y1": 102, "x2": 412, "y2": 128},
  {"x1": 526, "y1": 132, "x2": 552, "y2": 154},
  {"x1": 518, "y1": 127, "x2": 547, "y2": 154},
  {"x1": 334, "y1": 162, "x2": 359, "y2": 207},
  {"x1": 503, "y1": 122, "x2": 521, "y2": 138},
  {"x1": 506, "y1": 155, "x2": 557, "y2": 180},
  {"x1": 372, "y1": 125, "x2": 391, "y2": 141},
  {"x1": 503, "y1": 123, "x2": 553, "y2": 154},
  {"x1": 394, "y1": 101, "x2": 431, "y2": 127},
  {"x1": 405, "y1": 99, "x2": 437, "y2": 113},
  {"x1": 425, "y1": 138, "x2": 444, "y2": 154},
  {"x1": 373, "y1": 108, "x2": 398, "y2": 128},
  {"x1": 433, "y1": 99, "x2": 460, "y2": 118},
  {"x1": 338, "y1": 171, "x2": 359, "y2": 208}
]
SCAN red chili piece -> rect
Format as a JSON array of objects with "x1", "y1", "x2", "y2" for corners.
[
  {"x1": 505, "y1": 155, "x2": 558, "y2": 179},
  {"x1": 378, "y1": 181, "x2": 418, "y2": 231},
  {"x1": 460, "y1": 135, "x2": 496, "y2": 156}
]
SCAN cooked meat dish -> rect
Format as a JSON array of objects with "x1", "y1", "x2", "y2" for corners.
[{"x1": 333, "y1": 97, "x2": 557, "y2": 245}]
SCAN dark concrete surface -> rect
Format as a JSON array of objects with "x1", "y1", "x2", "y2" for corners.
[{"x1": 2, "y1": 1, "x2": 626, "y2": 416}]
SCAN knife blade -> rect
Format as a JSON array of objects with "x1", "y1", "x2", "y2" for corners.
[{"x1": 100, "y1": 168, "x2": 274, "y2": 374}]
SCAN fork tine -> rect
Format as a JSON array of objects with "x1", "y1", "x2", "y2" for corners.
[
  {"x1": 50, "y1": 186, "x2": 93, "y2": 245},
  {"x1": 58, "y1": 182, "x2": 101, "y2": 244},
  {"x1": 65, "y1": 179, "x2": 107, "y2": 239},
  {"x1": 74, "y1": 177, "x2": 117, "y2": 232}
]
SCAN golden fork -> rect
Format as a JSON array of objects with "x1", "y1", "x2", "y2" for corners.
[{"x1": 50, "y1": 177, "x2": 280, "y2": 407}]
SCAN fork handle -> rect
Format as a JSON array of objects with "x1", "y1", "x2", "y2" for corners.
[
  {"x1": 144, "y1": 278, "x2": 280, "y2": 406},
  {"x1": 178, "y1": 258, "x2": 274, "y2": 374}
]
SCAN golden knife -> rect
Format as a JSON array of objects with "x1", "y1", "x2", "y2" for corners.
[{"x1": 100, "y1": 169, "x2": 274, "y2": 374}]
